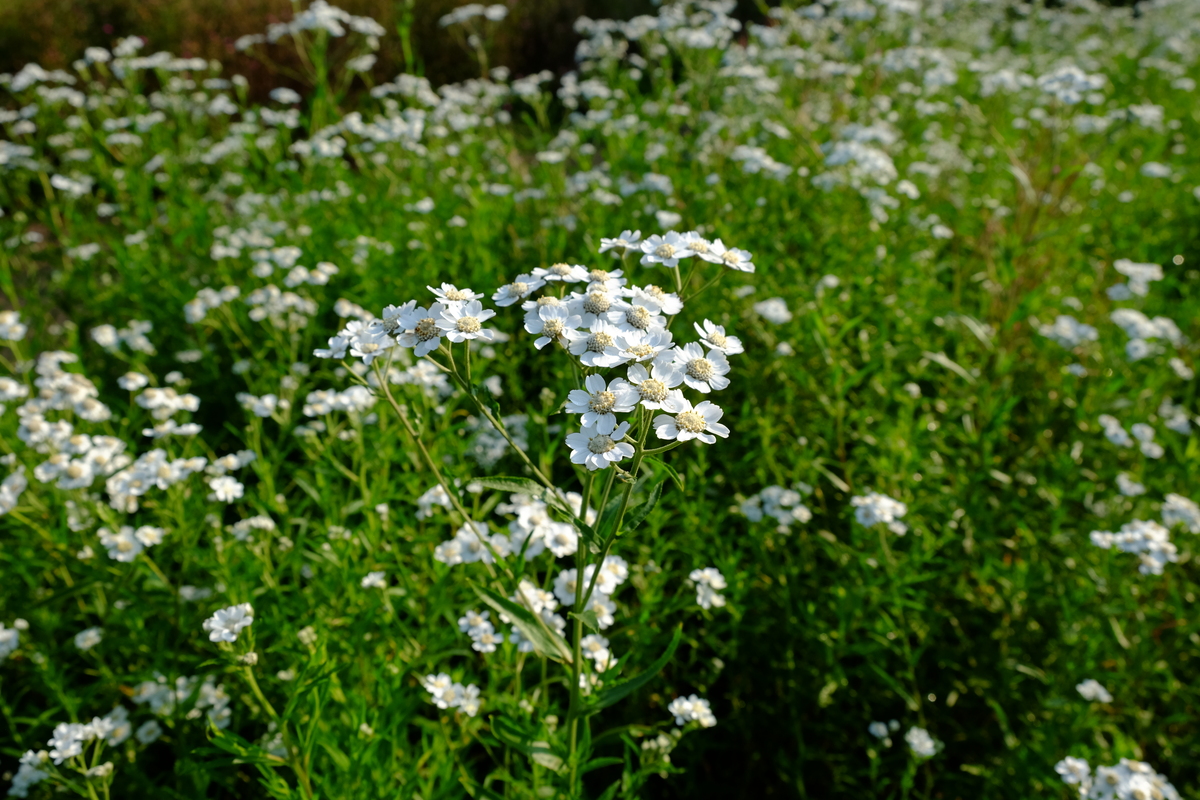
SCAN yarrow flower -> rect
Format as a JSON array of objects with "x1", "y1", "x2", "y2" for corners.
[
  {"x1": 904, "y1": 726, "x2": 940, "y2": 759},
  {"x1": 567, "y1": 421, "x2": 635, "y2": 470},
  {"x1": 1076, "y1": 678, "x2": 1113, "y2": 703},
  {"x1": 654, "y1": 392, "x2": 729, "y2": 444},
  {"x1": 851, "y1": 492, "x2": 908, "y2": 535},
  {"x1": 689, "y1": 567, "x2": 727, "y2": 609},
  {"x1": 565, "y1": 374, "x2": 638, "y2": 434},
  {"x1": 202, "y1": 603, "x2": 254, "y2": 643},
  {"x1": 667, "y1": 694, "x2": 717, "y2": 727}
]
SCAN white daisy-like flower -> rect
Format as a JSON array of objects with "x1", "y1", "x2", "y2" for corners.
[
  {"x1": 627, "y1": 284, "x2": 683, "y2": 315},
  {"x1": 428, "y1": 283, "x2": 483, "y2": 305},
  {"x1": 532, "y1": 262, "x2": 588, "y2": 283},
  {"x1": 361, "y1": 570, "x2": 387, "y2": 589},
  {"x1": 618, "y1": 296, "x2": 667, "y2": 333},
  {"x1": 522, "y1": 294, "x2": 566, "y2": 326},
  {"x1": 437, "y1": 300, "x2": 497, "y2": 343},
  {"x1": 626, "y1": 361, "x2": 684, "y2": 410},
  {"x1": 599, "y1": 230, "x2": 641, "y2": 254},
  {"x1": 565, "y1": 321, "x2": 626, "y2": 368},
  {"x1": 616, "y1": 328, "x2": 675, "y2": 363},
  {"x1": 396, "y1": 302, "x2": 448, "y2": 356},
  {"x1": 570, "y1": 288, "x2": 623, "y2": 328},
  {"x1": 701, "y1": 239, "x2": 754, "y2": 272},
  {"x1": 671, "y1": 343, "x2": 731, "y2": 393},
  {"x1": 681, "y1": 231, "x2": 712, "y2": 257},
  {"x1": 525, "y1": 304, "x2": 582, "y2": 350},
  {"x1": 314, "y1": 334, "x2": 350, "y2": 359},
  {"x1": 565, "y1": 374, "x2": 639, "y2": 434},
  {"x1": 694, "y1": 320, "x2": 744, "y2": 355},
  {"x1": 201, "y1": 603, "x2": 254, "y2": 643},
  {"x1": 654, "y1": 392, "x2": 729, "y2": 444},
  {"x1": 380, "y1": 300, "x2": 417, "y2": 335},
  {"x1": 567, "y1": 421, "x2": 635, "y2": 470},
  {"x1": 492, "y1": 274, "x2": 546, "y2": 307},
  {"x1": 640, "y1": 232, "x2": 694, "y2": 267},
  {"x1": 585, "y1": 267, "x2": 627, "y2": 293}
]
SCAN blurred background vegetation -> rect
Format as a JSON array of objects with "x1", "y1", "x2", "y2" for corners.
[{"x1": 0, "y1": 0, "x2": 663, "y2": 97}]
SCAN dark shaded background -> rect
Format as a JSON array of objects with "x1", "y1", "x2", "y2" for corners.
[{"x1": 0, "y1": 0, "x2": 661, "y2": 96}]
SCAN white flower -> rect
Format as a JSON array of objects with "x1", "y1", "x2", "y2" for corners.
[
  {"x1": 492, "y1": 274, "x2": 545, "y2": 307},
  {"x1": 525, "y1": 304, "x2": 582, "y2": 350},
  {"x1": 437, "y1": 300, "x2": 497, "y2": 343},
  {"x1": 626, "y1": 361, "x2": 684, "y2": 410},
  {"x1": 699, "y1": 238, "x2": 755, "y2": 272},
  {"x1": 117, "y1": 372, "x2": 150, "y2": 391},
  {"x1": 653, "y1": 392, "x2": 729, "y2": 444},
  {"x1": 567, "y1": 421, "x2": 635, "y2": 471},
  {"x1": 532, "y1": 263, "x2": 589, "y2": 283},
  {"x1": 615, "y1": 328, "x2": 675, "y2": 363},
  {"x1": 667, "y1": 694, "x2": 717, "y2": 727},
  {"x1": 694, "y1": 320, "x2": 744, "y2": 355},
  {"x1": 868, "y1": 721, "x2": 890, "y2": 739},
  {"x1": 565, "y1": 322, "x2": 626, "y2": 368},
  {"x1": 396, "y1": 302, "x2": 447, "y2": 356},
  {"x1": 689, "y1": 567, "x2": 727, "y2": 609},
  {"x1": 427, "y1": 283, "x2": 483, "y2": 305},
  {"x1": 135, "y1": 720, "x2": 163, "y2": 744},
  {"x1": 570, "y1": 288, "x2": 622, "y2": 328},
  {"x1": 1054, "y1": 756, "x2": 1090, "y2": 786},
  {"x1": 1162, "y1": 493, "x2": 1200, "y2": 533},
  {"x1": 580, "y1": 633, "x2": 611, "y2": 665},
  {"x1": 1076, "y1": 679, "x2": 1113, "y2": 703},
  {"x1": 208, "y1": 476, "x2": 244, "y2": 503},
  {"x1": 627, "y1": 284, "x2": 683, "y2": 315},
  {"x1": 754, "y1": 297, "x2": 792, "y2": 324},
  {"x1": 670, "y1": 343, "x2": 730, "y2": 393},
  {"x1": 314, "y1": 335, "x2": 350, "y2": 359},
  {"x1": 599, "y1": 230, "x2": 641, "y2": 254},
  {"x1": 905, "y1": 727, "x2": 939, "y2": 758},
  {"x1": 565, "y1": 374, "x2": 639, "y2": 434},
  {"x1": 202, "y1": 603, "x2": 254, "y2": 643},
  {"x1": 640, "y1": 232, "x2": 694, "y2": 267},
  {"x1": 361, "y1": 570, "x2": 387, "y2": 589},
  {"x1": 851, "y1": 492, "x2": 908, "y2": 535},
  {"x1": 74, "y1": 627, "x2": 103, "y2": 651}
]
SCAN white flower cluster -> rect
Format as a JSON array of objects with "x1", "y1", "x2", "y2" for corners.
[
  {"x1": 0, "y1": 620, "x2": 22, "y2": 661},
  {"x1": 133, "y1": 672, "x2": 230, "y2": 729},
  {"x1": 201, "y1": 603, "x2": 255, "y2": 643},
  {"x1": 1108, "y1": 258, "x2": 1164, "y2": 299},
  {"x1": 1090, "y1": 520, "x2": 1177, "y2": 575},
  {"x1": 422, "y1": 673, "x2": 482, "y2": 717},
  {"x1": 0, "y1": 310, "x2": 28, "y2": 341},
  {"x1": 458, "y1": 609, "x2": 505, "y2": 653},
  {"x1": 1110, "y1": 308, "x2": 1182, "y2": 362},
  {"x1": 851, "y1": 491, "x2": 909, "y2": 535},
  {"x1": 1054, "y1": 757, "x2": 1179, "y2": 800},
  {"x1": 667, "y1": 694, "x2": 717, "y2": 728},
  {"x1": 1075, "y1": 679, "x2": 1113, "y2": 703},
  {"x1": 439, "y1": 3, "x2": 508, "y2": 27},
  {"x1": 689, "y1": 567, "x2": 727, "y2": 610},
  {"x1": 1039, "y1": 315, "x2": 1099, "y2": 349},
  {"x1": 235, "y1": 0, "x2": 385, "y2": 51},
  {"x1": 739, "y1": 484, "x2": 813, "y2": 532},
  {"x1": 105, "y1": 449, "x2": 209, "y2": 513},
  {"x1": 904, "y1": 726, "x2": 940, "y2": 759},
  {"x1": 8, "y1": 704, "x2": 140, "y2": 795},
  {"x1": 497, "y1": 491, "x2": 592, "y2": 559},
  {"x1": 1096, "y1": 415, "x2": 1162, "y2": 457},
  {"x1": 1162, "y1": 493, "x2": 1200, "y2": 534},
  {"x1": 0, "y1": 468, "x2": 28, "y2": 516},
  {"x1": 97, "y1": 524, "x2": 166, "y2": 562}
]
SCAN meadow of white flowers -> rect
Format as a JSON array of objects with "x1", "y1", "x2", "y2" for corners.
[{"x1": 2, "y1": 0, "x2": 1200, "y2": 797}]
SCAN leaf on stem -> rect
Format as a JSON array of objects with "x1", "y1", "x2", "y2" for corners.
[
  {"x1": 473, "y1": 584, "x2": 573, "y2": 664},
  {"x1": 644, "y1": 456, "x2": 684, "y2": 491},
  {"x1": 621, "y1": 480, "x2": 664, "y2": 534},
  {"x1": 583, "y1": 625, "x2": 683, "y2": 716}
]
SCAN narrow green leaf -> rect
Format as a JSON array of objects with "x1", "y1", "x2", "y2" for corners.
[
  {"x1": 644, "y1": 456, "x2": 684, "y2": 491},
  {"x1": 621, "y1": 480, "x2": 663, "y2": 534},
  {"x1": 569, "y1": 608, "x2": 601, "y2": 634},
  {"x1": 473, "y1": 585, "x2": 573, "y2": 663},
  {"x1": 582, "y1": 625, "x2": 683, "y2": 716},
  {"x1": 474, "y1": 477, "x2": 545, "y2": 497},
  {"x1": 318, "y1": 740, "x2": 351, "y2": 770},
  {"x1": 581, "y1": 757, "x2": 623, "y2": 774}
]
